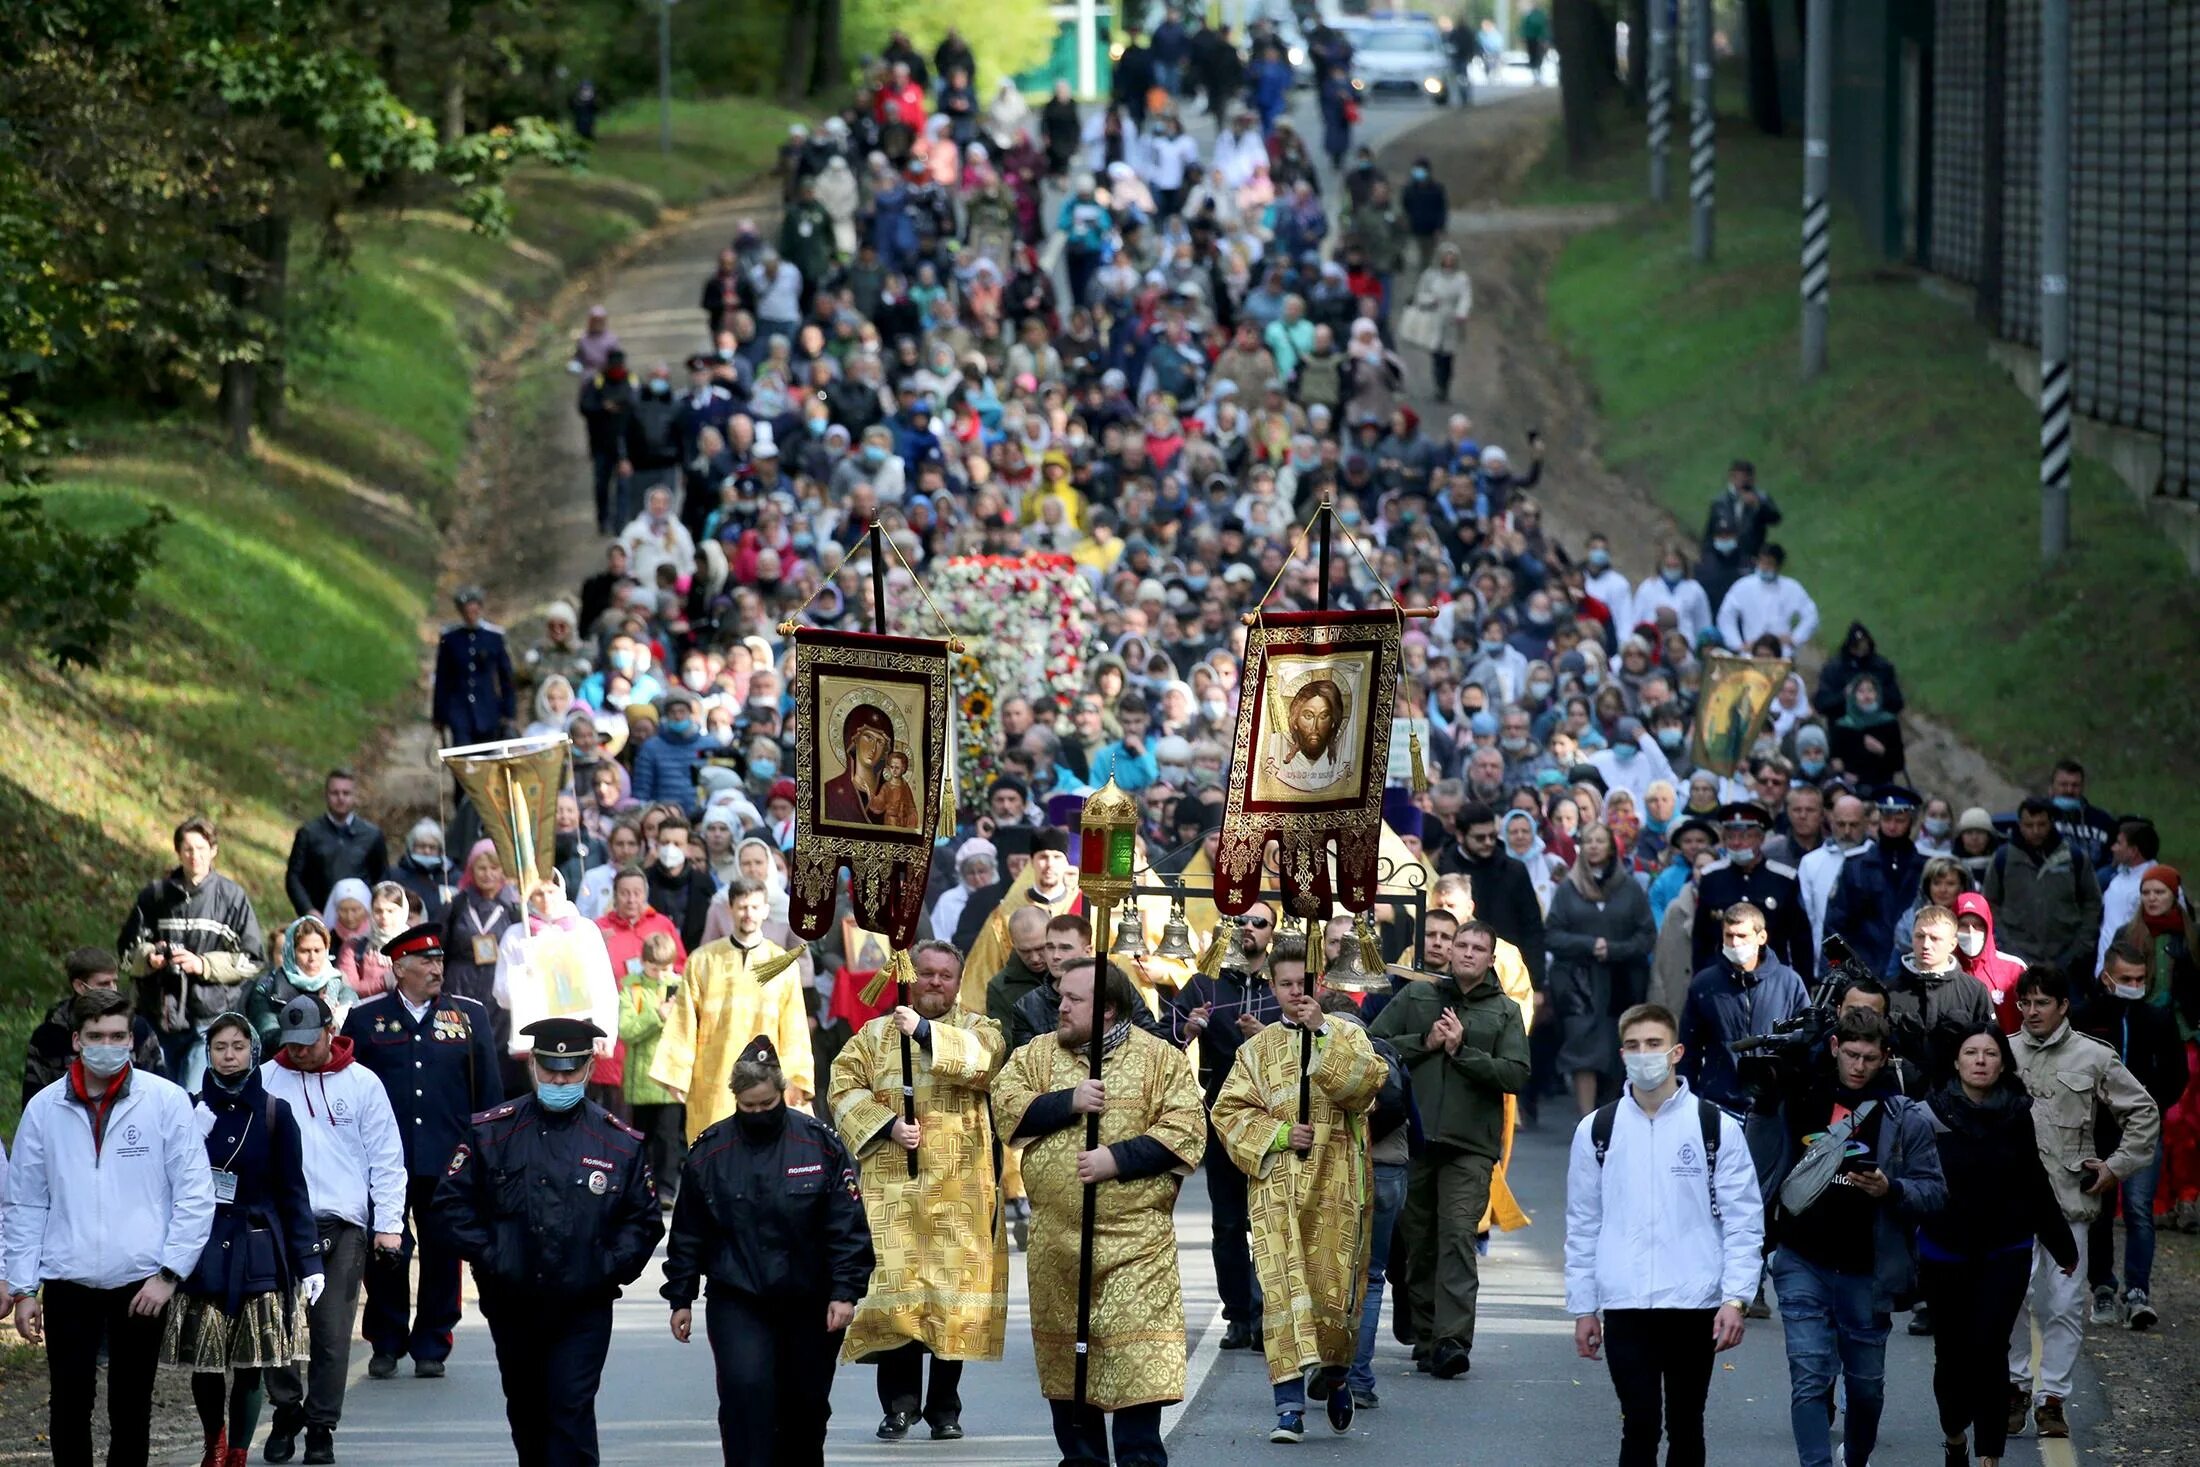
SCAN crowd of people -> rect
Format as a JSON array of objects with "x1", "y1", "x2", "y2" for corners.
[{"x1": 2, "y1": 16, "x2": 2196, "y2": 1467}]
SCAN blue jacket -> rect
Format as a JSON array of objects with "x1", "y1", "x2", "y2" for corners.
[
  {"x1": 1676, "y1": 956, "x2": 1808, "y2": 1113},
  {"x1": 343, "y1": 991, "x2": 504, "y2": 1176},
  {"x1": 1825, "y1": 838, "x2": 1928, "y2": 979},
  {"x1": 432, "y1": 623, "x2": 516, "y2": 745},
  {"x1": 631, "y1": 723, "x2": 708, "y2": 806},
  {"x1": 1251, "y1": 58, "x2": 1293, "y2": 119},
  {"x1": 1088, "y1": 738, "x2": 1158, "y2": 792},
  {"x1": 182, "y1": 1069, "x2": 322, "y2": 1313}
]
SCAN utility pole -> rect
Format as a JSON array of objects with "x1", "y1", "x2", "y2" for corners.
[
  {"x1": 2038, "y1": 0, "x2": 2072, "y2": 560},
  {"x1": 657, "y1": 0, "x2": 677, "y2": 155},
  {"x1": 1689, "y1": 0, "x2": 1715, "y2": 261},
  {"x1": 1799, "y1": 0, "x2": 1831, "y2": 377},
  {"x1": 1647, "y1": 0, "x2": 1671, "y2": 202}
]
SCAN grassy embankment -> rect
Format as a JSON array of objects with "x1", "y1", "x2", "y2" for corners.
[
  {"x1": 0, "y1": 97, "x2": 797, "y2": 1131},
  {"x1": 1519, "y1": 100, "x2": 2200, "y2": 854}
]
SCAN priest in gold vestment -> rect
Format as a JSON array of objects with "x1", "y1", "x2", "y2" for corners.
[
  {"x1": 992, "y1": 958, "x2": 1206, "y2": 1466},
  {"x1": 650, "y1": 879, "x2": 815, "y2": 1141},
  {"x1": 1211, "y1": 937, "x2": 1386, "y2": 1440},
  {"x1": 827, "y1": 940, "x2": 1008, "y2": 1441}
]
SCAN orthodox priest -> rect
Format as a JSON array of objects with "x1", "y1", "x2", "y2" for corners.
[
  {"x1": 827, "y1": 940, "x2": 1009, "y2": 1442},
  {"x1": 1211, "y1": 937, "x2": 1385, "y2": 1442},
  {"x1": 958, "y1": 827, "x2": 1082, "y2": 1013},
  {"x1": 993, "y1": 958, "x2": 1206, "y2": 1467},
  {"x1": 651, "y1": 876, "x2": 815, "y2": 1140}
]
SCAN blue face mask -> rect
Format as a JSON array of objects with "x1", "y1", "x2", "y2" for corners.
[
  {"x1": 1756, "y1": 567, "x2": 1778, "y2": 583},
  {"x1": 806, "y1": 416, "x2": 828, "y2": 437},
  {"x1": 1528, "y1": 680, "x2": 1552, "y2": 701},
  {"x1": 1582, "y1": 669, "x2": 1601, "y2": 688},
  {"x1": 663, "y1": 719, "x2": 696, "y2": 737},
  {"x1": 1587, "y1": 548, "x2": 1611, "y2": 570},
  {"x1": 1799, "y1": 754, "x2": 1828, "y2": 776},
  {"x1": 1612, "y1": 742, "x2": 1637, "y2": 762},
  {"x1": 1712, "y1": 537, "x2": 1739, "y2": 555},
  {"x1": 1411, "y1": 166, "x2": 1429, "y2": 180},
  {"x1": 2051, "y1": 795, "x2": 2082, "y2": 813},
  {"x1": 751, "y1": 758, "x2": 778, "y2": 780},
  {"x1": 1479, "y1": 637, "x2": 1505, "y2": 654},
  {"x1": 537, "y1": 1080, "x2": 586, "y2": 1112},
  {"x1": 1729, "y1": 845, "x2": 1759, "y2": 867},
  {"x1": 863, "y1": 445, "x2": 887, "y2": 466},
  {"x1": 1660, "y1": 568, "x2": 1683, "y2": 587},
  {"x1": 1656, "y1": 727, "x2": 1684, "y2": 751}
]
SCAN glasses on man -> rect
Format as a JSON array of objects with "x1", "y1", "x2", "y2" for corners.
[{"x1": 1245, "y1": 917, "x2": 1273, "y2": 930}]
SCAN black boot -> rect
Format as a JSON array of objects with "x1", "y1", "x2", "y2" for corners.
[
  {"x1": 301, "y1": 1425, "x2": 335, "y2": 1465},
  {"x1": 262, "y1": 1408, "x2": 305, "y2": 1465}
]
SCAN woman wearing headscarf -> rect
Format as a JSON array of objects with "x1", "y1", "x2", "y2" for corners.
[
  {"x1": 245, "y1": 917, "x2": 363, "y2": 1049},
  {"x1": 161, "y1": 1012, "x2": 324, "y2": 1467},
  {"x1": 1544, "y1": 822, "x2": 1656, "y2": 1117},
  {"x1": 1829, "y1": 672, "x2": 1905, "y2": 789},
  {"x1": 1918, "y1": 1024, "x2": 2076, "y2": 1467},
  {"x1": 442, "y1": 839, "x2": 521, "y2": 1024},
  {"x1": 392, "y1": 817, "x2": 455, "y2": 924},
  {"x1": 526, "y1": 675, "x2": 579, "y2": 739},
  {"x1": 320, "y1": 879, "x2": 375, "y2": 962},
  {"x1": 699, "y1": 807, "x2": 743, "y2": 891},
  {"x1": 1501, "y1": 809, "x2": 1565, "y2": 916},
  {"x1": 338, "y1": 882, "x2": 408, "y2": 1001}
]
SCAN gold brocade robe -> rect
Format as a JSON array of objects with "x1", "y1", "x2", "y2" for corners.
[
  {"x1": 828, "y1": 1010, "x2": 1010, "y2": 1364},
  {"x1": 1211, "y1": 1020, "x2": 1386, "y2": 1384},
  {"x1": 957, "y1": 866, "x2": 1081, "y2": 1015},
  {"x1": 649, "y1": 936, "x2": 815, "y2": 1141},
  {"x1": 993, "y1": 1028, "x2": 1208, "y2": 1409}
]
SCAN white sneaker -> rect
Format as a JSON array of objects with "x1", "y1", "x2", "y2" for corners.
[
  {"x1": 2090, "y1": 1284, "x2": 2123, "y2": 1326},
  {"x1": 2127, "y1": 1288, "x2": 2158, "y2": 1331}
]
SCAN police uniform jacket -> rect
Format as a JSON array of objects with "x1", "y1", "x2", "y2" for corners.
[
  {"x1": 431, "y1": 622, "x2": 516, "y2": 746},
  {"x1": 659, "y1": 1108, "x2": 873, "y2": 1309},
  {"x1": 1824, "y1": 838, "x2": 1929, "y2": 978},
  {"x1": 343, "y1": 992, "x2": 503, "y2": 1177},
  {"x1": 431, "y1": 1095, "x2": 662, "y2": 1301},
  {"x1": 1691, "y1": 857, "x2": 1813, "y2": 976}
]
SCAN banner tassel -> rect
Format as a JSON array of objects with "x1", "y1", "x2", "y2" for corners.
[
  {"x1": 1356, "y1": 914, "x2": 1386, "y2": 975},
  {"x1": 860, "y1": 948, "x2": 915, "y2": 1008},
  {"x1": 1307, "y1": 916, "x2": 1326, "y2": 982},
  {"x1": 1197, "y1": 923, "x2": 1231, "y2": 978},
  {"x1": 748, "y1": 945, "x2": 803, "y2": 984},
  {"x1": 1409, "y1": 726, "x2": 1430, "y2": 794}
]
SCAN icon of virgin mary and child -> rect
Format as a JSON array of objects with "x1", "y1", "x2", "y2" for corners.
[{"x1": 819, "y1": 699, "x2": 922, "y2": 831}]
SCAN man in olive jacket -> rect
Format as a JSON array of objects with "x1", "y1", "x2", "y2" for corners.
[{"x1": 1370, "y1": 919, "x2": 1530, "y2": 1380}]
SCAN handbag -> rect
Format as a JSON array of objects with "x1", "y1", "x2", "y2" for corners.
[{"x1": 1398, "y1": 300, "x2": 1444, "y2": 354}]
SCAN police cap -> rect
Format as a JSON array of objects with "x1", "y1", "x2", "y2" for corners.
[
  {"x1": 1717, "y1": 801, "x2": 1771, "y2": 830},
  {"x1": 522, "y1": 1017, "x2": 605, "y2": 1073}
]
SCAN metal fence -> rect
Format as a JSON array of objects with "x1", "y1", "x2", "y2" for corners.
[{"x1": 1925, "y1": 0, "x2": 2198, "y2": 497}]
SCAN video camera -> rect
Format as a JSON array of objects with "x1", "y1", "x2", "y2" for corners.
[{"x1": 1732, "y1": 935, "x2": 1878, "y2": 1100}]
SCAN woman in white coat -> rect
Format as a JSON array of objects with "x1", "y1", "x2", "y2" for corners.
[
  {"x1": 815, "y1": 154, "x2": 861, "y2": 257},
  {"x1": 1399, "y1": 241, "x2": 1473, "y2": 400}
]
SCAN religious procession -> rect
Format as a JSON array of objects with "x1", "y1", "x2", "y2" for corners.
[{"x1": 6, "y1": 13, "x2": 2197, "y2": 1467}]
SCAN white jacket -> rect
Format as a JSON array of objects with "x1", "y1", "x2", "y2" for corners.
[
  {"x1": 1716, "y1": 572, "x2": 1820, "y2": 651},
  {"x1": 4, "y1": 1070, "x2": 214, "y2": 1293},
  {"x1": 1563, "y1": 1079, "x2": 1764, "y2": 1315},
  {"x1": 1583, "y1": 566, "x2": 1633, "y2": 636},
  {"x1": 1799, "y1": 840, "x2": 1870, "y2": 956},
  {"x1": 1631, "y1": 574, "x2": 1714, "y2": 643},
  {"x1": 259, "y1": 1054, "x2": 406, "y2": 1234}
]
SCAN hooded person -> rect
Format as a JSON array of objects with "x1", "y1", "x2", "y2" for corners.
[
  {"x1": 393, "y1": 817, "x2": 456, "y2": 924},
  {"x1": 1811, "y1": 621, "x2": 1906, "y2": 720},
  {"x1": 1952, "y1": 891, "x2": 2029, "y2": 1035}
]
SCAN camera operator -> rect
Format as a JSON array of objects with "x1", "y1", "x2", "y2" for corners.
[
  {"x1": 1766, "y1": 1009, "x2": 1946, "y2": 1467},
  {"x1": 1678, "y1": 902, "x2": 1807, "y2": 1317},
  {"x1": 1885, "y1": 905, "x2": 1993, "y2": 1088}
]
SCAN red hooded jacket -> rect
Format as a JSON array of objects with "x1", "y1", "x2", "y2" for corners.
[{"x1": 1954, "y1": 891, "x2": 2029, "y2": 1034}]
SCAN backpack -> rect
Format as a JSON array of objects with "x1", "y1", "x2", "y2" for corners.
[{"x1": 1591, "y1": 1095, "x2": 1726, "y2": 1224}]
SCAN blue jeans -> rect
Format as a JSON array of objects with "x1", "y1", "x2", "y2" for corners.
[
  {"x1": 160, "y1": 1022, "x2": 208, "y2": 1093},
  {"x1": 1348, "y1": 1162, "x2": 1409, "y2": 1393},
  {"x1": 1770, "y1": 1249, "x2": 1889, "y2": 1467},
  {"x1": 2088, "y1": 1138, "x2": 2163, "y2": 1294}
]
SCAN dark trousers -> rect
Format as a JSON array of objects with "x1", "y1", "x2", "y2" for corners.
[
  {"x1": 588, "y1": 447, "x2": 621, "y2": 533},
  {"x1": 1048, "y1": 1399, "x2": 1166, "y2": 1467},
  {"x1": 705, "y1": 1290, "x2": 844, "y2": 1467},
  {"x1": 631, "y1": 1101, "x2": 689, "y2": 1201},
  {"x1": 268, "y1": 1219, "x2": 366, "y2": 1430},
  {"x1": 363, "y1": 1174, "x2": 463, "y2": 1363},
  {"x1": 1430, "y1": 350, "x2": 1455, "y2": 399},
  {"x1": 1202, "y1": 1143, "x2": 1261, "y2": 1323},
  {"x1": 1603, "y1": 1308, "x2": 1716, "y2": 1467},
  {"x1": 482, "y1": 1292, "x2": 614, "y2": 1466},
  {"x1": 1921, "y1": 1250, "x2": 2032, "y2": 1459},
  {"x1": 1401, "y1": 1147, "x2": 1493, "y2": 1351},
  {"x1": 874, "y1": 1340, "x2": 963, "y2": 1423},
  {"x1": 44, "y1": 1279, "x2": 164, "y2": 1467}
]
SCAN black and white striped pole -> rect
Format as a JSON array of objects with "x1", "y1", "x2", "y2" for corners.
[
  {"x1": 1647, "y1": 0, "x2": 1672, "y2": 203},
  {"x1": 1689, "y1": 0, "x2": 1715, "y2": 261},
  {"x1": 1799, "y1": 0, "x2": 1831, "y2": 377},
  {"x1": 2038, "y1": 0, "x2": 2072, "y2": 560}
]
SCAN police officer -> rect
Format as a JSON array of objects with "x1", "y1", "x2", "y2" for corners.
[
  {"x1": 431, "y1": 585, "x2": 516, "y2": 749},
  {"x1": 1692, "y1": 802, "x2": 1814, "y2": 975},
  {"x1": 342, "y1": 923, "x2": 501, "y2": 1379},
  {"x1": 1823, "y1": 785, "x2": 1931, "y2": 977},
  {"x1": 663, "y1": 1036, "x2": 874, "y2": 1467},
  {"x1": 432, "y1": 1018, "x2": 662, "y2": 1466}
]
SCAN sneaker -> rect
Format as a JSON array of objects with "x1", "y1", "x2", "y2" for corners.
[
  {"x1": 412, "y1": 1359, "x2": 445, "y2": 1379},
  {"x1": 366, "y1": 1353, "x2": 399, "y2": 1380},
  {"x1": 1270, "y1": 1412, "x2": 1305, "y2": 1444},
  {"x1": 2090, "y1": 1284, "x2": 2123, "y2": 1326},
  {"x1": 1350, "y1": 1386, "x2": 1380, "y2": 1410},
  {"x1": 1325, "y1": 1384, "x2": 1355, "y2": 1434},
  {"x1": 2034, "y1": 1395, "x2": 2068, "y2": 1439},
  {"x1": 2127, "y1": 1288, "x2": 2159, "y2": 1331},
  {"x1": 2005, "y1": 1385, "x2": 2029, "y2": 1438}
]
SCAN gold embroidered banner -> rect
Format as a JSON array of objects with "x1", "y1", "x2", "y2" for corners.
[
  {"x1": 1689, "y1": 649, "x2": 1793, "y2": 777},
  {"x1": 789, "y1": 627, "x2": 952, "y2": 948},
  {"x1": 1214, "y1": 610, "x2": 1402, "y2": 919}
]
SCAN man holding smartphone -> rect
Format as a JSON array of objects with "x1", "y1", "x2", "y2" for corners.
[{"x1": 1767, "y1": 1009, "x2": 1945, "y2": 1467}]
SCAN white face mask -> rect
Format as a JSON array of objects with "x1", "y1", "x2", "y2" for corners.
[
  {"x1": 2109, "y1": 981, "x2": 2148, "y2": 1002},
  {"x1": 1956, "y1": 929, "x2": 1986, "y2": 958},
  {"x1": 1622, "y1": 1050, "x2": 1672, "y2": 1091},
  {"x1": 1722, "y1": 941, "x2": 1760, "y2": 969},
  {"x1": 659, "y1": 843, "x2": 687, "y2": 872}
]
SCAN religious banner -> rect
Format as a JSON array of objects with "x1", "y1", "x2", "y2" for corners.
[
  {"x1": 1214, "y1": 610, "x2": 1403, "y2": 918},
  {"x1": 789, "y1": 627, "x2": 952, "y2": 948},
  {"x1": 1690, "y1": 649, "x2": 1794, "y2": 776}
]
